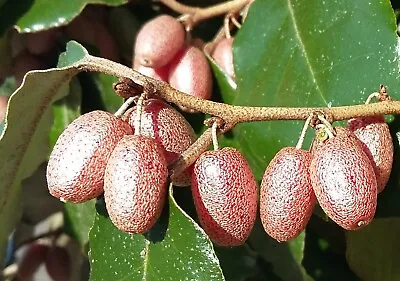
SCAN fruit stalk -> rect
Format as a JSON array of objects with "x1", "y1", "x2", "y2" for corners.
[{"x1": 159, "y1": 0, "x2": 250, "y2": 27}]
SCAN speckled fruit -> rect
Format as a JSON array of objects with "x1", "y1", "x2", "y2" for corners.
[
  {"x1": 123, "y1": 99, "x2": 196, "y2": 186},
  {"x1": 133, "y1": 58, "x2": 169, "y2": 82},
  {"x1": 47, "y1": 111, "x2": 132, "y2": 203},
  {"x1": 191, "y1": 148, "x2": 258, "y2": 246},
  {"x1": 212, "y1": 37, "x2": 234, "y2": 79},
  {"x1": 134, "y1": 15, "x2": 185, "y2": 68},
  {"x1": 260, "y1": 147, "x2": 315, "y2": 242},
  {"x1": 310, "y1": 128, "x2": 377, "y2": 230},
  {"x1": 348, "y1": 115, "x2": 393, "y2": 193},
  {"x1": 0, "y1": 96, "x2": 8, "y2": 122},
  {"x1": 169, "y1": 46, "x2": 213, "y2": 102},
  {"x1": 104, "y1": 135, "x2": 168, "y2": 233}
]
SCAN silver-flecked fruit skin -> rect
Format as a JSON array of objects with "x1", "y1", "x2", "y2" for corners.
[
  {"x1": 104, "y1": 135, "x2": 168, "y2": 234},
  {"x1": 46, "y1": 110, "x2": 133, "y2": 203},
  {"x1": 348, "y1": 116, "x2": 393, "y2": 193},
  {"x1": 310, "y1": 129, "x2": 377, "y2": 230}
]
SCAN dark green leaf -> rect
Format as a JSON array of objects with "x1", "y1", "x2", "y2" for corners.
[
  {"x1": 0, "y1": 0, "x2": 129, "y2": 35},
  {"x1": 230, "y1": 0, "x2": 399, "y2": 180},
  {"x1": 248, "y1": 219, "x2": 313, "y2": 281},
  {"x1": 303, "y1": 216, "x2": 360, "y2": 281},
  {"x1": 346, "y1": 218, "x2": 400, "y2": 281},
  {"x1": 93, "y1": 73, "x2": 123, "y2": 113},
  {"x1": 64, "y1": 200, "x2": 96, "y2": 247},
  {"x1": 0, "y1": 41, "x2": 85, "y2": 261},
  {"x1": 89, "y1": 186, "x2": 225, "y2": 281},
  {"x1": 108, "y1": 7, "x2": 140, "y2": 63},
  {"x1": 214, "y1": 244, "x2": 258, "y2": 281}
]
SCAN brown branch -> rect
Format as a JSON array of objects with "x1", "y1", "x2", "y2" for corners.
[
  {"x1": 79, "y1": 55, "x2": 400, "y2": 124},
  {"x1": 160, "y1": 0, "x2": 250, "y2": 28},
  {"x1": 78, "y1": 54, "x2": 400, "y2": 176}
]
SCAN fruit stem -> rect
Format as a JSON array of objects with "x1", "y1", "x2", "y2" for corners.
[
  {"x1": 295, "y1": 114, "x2": 313, "y2": 149},
  {"x1": 315, "y1": 124, "x2": 334, "y2": 139},
  {"x1": 212, "y1": 121, "x2": 220, "y2": 150},
  {"x1": 224, "y1": 15, "x2": 232, "y2": 39},
  {"x1": 114, "y1": 96, "x2": 136, "y2": 117},
  {"x1": 317, "y1": 114, "x2": 335, "y2": 137},
  {"x1": 365, "y1": 92, "x2": 380, "y2": 105},
  {"x1": 229, "y1": 14, "x2": 242, "y2": 29},
  {"x1": 160, "y1": 0, "x2": 250, "y2": 27},
  {"x1": 134, "y1": 93, "x2": 146, "y2": 135}
]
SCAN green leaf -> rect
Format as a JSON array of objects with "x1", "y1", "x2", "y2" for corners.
[
  {"x1": 346, "y1": 218, "x2": 400, "y2": 281},
  {"x1": 108, "y1": 6, "x2": 140, "y2": 63},
  {"x1": 248, "y1": 219, "x2": 313, "y2": 281},
  {"x1": 0, "y1": 0, "x2": 129, "y2": 35},
  {"x1": 303, "y1": 216, "x2": 360, "y2": 281},
  {"x1": 93, "y1": 73, "x2": 123, "y2": 113},
  {"x1": 214, "y1": 244, "x2": 258, "y2": 281},
  {"x1": 64, "y1": 200, "x2": 96, "y2": 247},
  {"x1": 89, "y1": 186, "x2": 225, "y2": 281},
  {"x1": 230, "y1": 0, "x2": 400, "y2": 180},
  {"x1": 0, "y1": 41, "x2": 85, "y2": 261}
]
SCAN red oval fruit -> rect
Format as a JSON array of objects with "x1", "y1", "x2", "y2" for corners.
[
  {"x1": 47, "y1": 110, "x2": 133, "y2": 203},
  {"x1": 310, "y1": 128, "x2": 377, "y2": 230},
  {"x1": 123, "y1": 99, "x2": 196, "y2": 186},
  {"x1": 260, "y1": 147, "x2": 315, "y2": 242},
  {"x1": 134, "y1": 15, "x2": 185, "y2": 68},
  {"x1": 191, "y1": 147, "x2": 258, "y2": 246},
  {"x1": 0, "y1": 96, "x2": 8, "y2": 123},
  {"x1": 44, "y1": 246, "x2": 71, "y2": 281},
  {"x1": 348, "y1": 115, "x2": 393, "y2": 193},
  {"x1": 104, "y1": 135, "x2": 168, "y2": 233},
  {"x1": 169, "y1": 46, "x2": 213, "y2": 101},
  {"x1": 132, "y1": 59, "x2": 169, "y2": 82},
  {"x1": 212, "y1": 37, "x2": 235, "y2": 79}
]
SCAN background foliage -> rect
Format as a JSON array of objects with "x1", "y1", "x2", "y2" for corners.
[{"x1": 1, "y1": 0, "x2": 400, "y2": 280}]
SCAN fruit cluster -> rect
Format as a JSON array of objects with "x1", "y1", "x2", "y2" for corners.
[
  {"x1": 47, "y1": 99, "x2": 197, "y2": 233},
  {"x1": 132, "y1": 15, "x2": 213, "y2": 107},
  {"x1": 260, "y1": 115, "x2": 393, "y2": 242},
  {"x1": 47, "y1": 93, "x2": 394, "y2": 246}
]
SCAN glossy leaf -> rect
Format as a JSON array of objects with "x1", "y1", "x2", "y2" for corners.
[
  {"x1": 64, "y1": 200, "x2": 96, "y2": 247},
  {"x1": 230, "y1": 0, "x2": 400, "y2": 179},
  {"x1": 93, "y1": 73, "x2": 123, "y2": 113},
  {"x1": 108, "y1": 6, "x2": 140, "y2": 63},
  {"x1": 0, "y1": 41, "x2": 85, "y2": 261},
  {"x1": 248, "y1": 219, "x2": 313, "y2": 281},
  {"x1": 214, "y1": 244, "x2": 258, "y2": 281},
  {"x1": 303, "y1": 217, "x2": 360, "y2": 281},
  {"x1": 89, "y1": 186, "x2": 225, "y2": 281},
  {"x1": 346, "y1": 218, "x2": 400, "y2": 281},
  {"x1": 0, "y1": 0, "x2": 129, "y2": 35}
]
